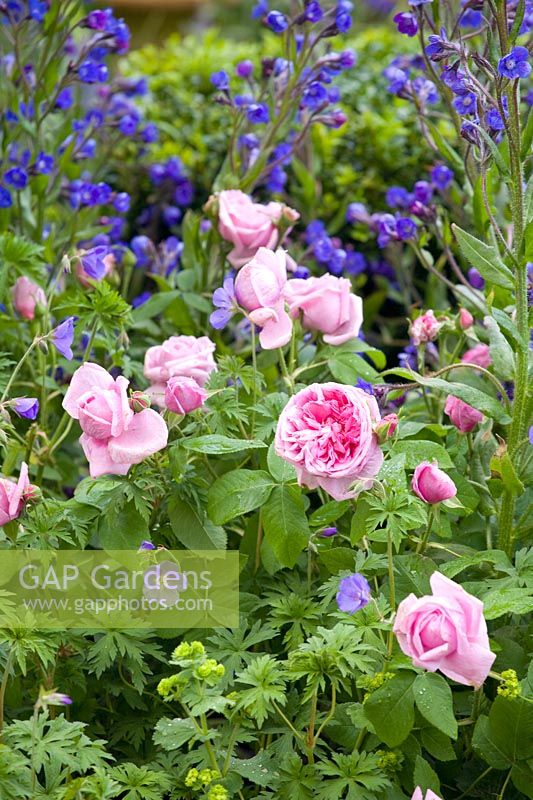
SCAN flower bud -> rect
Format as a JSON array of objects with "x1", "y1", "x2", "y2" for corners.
[
  {"x1": 412, "y1": 461, "x2": 457, "y2": 504},
  {"x1": 458, "y1": 308, "x2": 474, "y2": 329},
  {"x1": 374, "y1": 413, "x2": 398, "y2": 442},
  {"x1": 129, "y1": 391, "x2": 151, "y2": 412}
]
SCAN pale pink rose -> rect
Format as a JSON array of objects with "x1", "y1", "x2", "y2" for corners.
[
  {"x1": 410, "y1": 310, "x2": 442, "y2": 345},
  {"x1": 143, "y1": 336, "x2": 216, "y2": 406},
  {"x1": 394, "y1": 571, "x2": 495, "y2": 687},
  {"x1": 12, "y1": 276, "x2": 46, "y2": 320},
  {"x1": 285, "y1": 274, "x2": 363, "y2": 345},
  {"x1": 76, "y1": 253, "x2": 115, "y2": 288},
  {"x1": 63, "y1": 362, "x2": 168, "y2": 478},
  {"x1": 412, "y1": 788, "x2": 443, "y2": 800},
  {"x1": 412, "y1": 461, "x2": 457, "y2": 504},
  {"x1": 462, "y1": 343, "x2": 492, "y2": 368},
  {"x1": 218, "y1": 190, "x2": 297, "y2": 268},
  {"x1": 235, "y1": 248, "x2": 292, "y2": 349},
  {"x1": 0, "y1": 461, "x2": 33, "y2": 526},
  {"x1": 445, "y1": 395, "x2": 483, "y2": 432},
  {"x1": 275, "y1": 382, "x2": 383, "y2": 500},
  {"x1": 458, "y1": 308, "x2": 474, "y2": 329},
  {"x1": 165, "y1": 377, "x2": 207, "y2": 414}
]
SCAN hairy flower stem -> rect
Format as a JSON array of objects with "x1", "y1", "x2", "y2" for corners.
[
  {"x1": 0, "y1": 649, "x2": 14, "y2": 737},
  {"x1": 498, "y1": 73, "x2": 529, "y2": 557}
]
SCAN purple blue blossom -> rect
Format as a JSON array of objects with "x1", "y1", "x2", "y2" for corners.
[
  {"x1": 266, "y1": 10, "x2": 288, "y2": 32},
  {"x1": 498, "y1": 47, "x2": 531, "y2": 79},
  {"x1": 210, "y1": 275, "x2": 236, "y2": 330},
  {"x1": 13, "y1": 397, "x2": 39, "y2": 420},
  {"x1": 393, "y1": 12, "x2": 418, "y2": 36},
  {"x1": 51, "y1": 317, "x2": 76, "y2": 360},
  {"x1": 336, "y1": 573, "x2": 371, "y2": 613}
]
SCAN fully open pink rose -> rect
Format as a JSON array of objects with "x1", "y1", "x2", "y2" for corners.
[
  {"x1": 412, "y1": 788, "x2": 443, "y2": 800},
  {"x1": 410, "y1": 310, "x2": 442, "y2": 345},
  {"x1": 63, "y1": 363, "x2": 168, "y2": 477},
  {"x1": 412, "y1": 461, "x2": 457, "y2": 504},
  {"x1": 12, "y1": 276, "x2": 46, "y2": 320},
  {"x1": 235, "y1": 248, "x2": 292, "y2": 349},
  {"x1": 445, "y1": 395, "x2": 483, "y2": 432},
  {"x1": 0, "y1": 461, "x2": 33, "y2": 526},
  {"x1": 285, "y1": 274, "x2": 363, "y2": 345},
  {"x1": 462, "y1": 343, "x2": 492, "y2": 368},
  {"x1": 143, "y1": 335, "x2": 216, "y2": 406},
  {"x1": 394, "y1": 571, "x2": 495, "y2": 687},
  {"x1": 218, "y1": 190, "x2": 285, "y2": 268},
  {"x1": 275, "y1": 382, "x2": 383, "y2": 500},
  {"x1": 165, "y1": 376, "x2": 207, "y2": 414}
]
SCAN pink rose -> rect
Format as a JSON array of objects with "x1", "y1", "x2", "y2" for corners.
[
  {"x1": 275, "y1": 382, "x2": 383, "y2": 500},
  {"x1": 218, "y1": 190, "x2": 284, "y2": 268},
  {"x1": 76, "y1": 252, "x2": 115, "y2": 288},
  {"x1": 63, "y1": 362, "x2": 168, "y2": 478},
  {"x1": 374, "y1": 412, "x2": 398, "y2": 442},
  {"x1": 0, "y1": 461, "x2": 33, "y2": 526},
  {"x1": 165, "y1": 377, "x2": 207, "y2": 414},
  {"x1": 12, "y1": 276, "x2": 46, "y2": 320},
  {"x1": 394, "y1": 571, "x2": 495, "y2": 687},
  {"x1": 412, "y1": 789, "x2": 443, "y2": 800},
  {"x1": 444, "y1": 395, "x2": 483, "y2": 432},
  {"x1": 285, "y1": 274, "x2": 363, "y2": 345},
  {"x1": 143, "y1": 335, "x2": 216, "y2": 406},
  {"x1": 410, "y1": 310, "x2": 442, "y2": 345},
  {"x1": 235, "y1": 248, "x2": 292, "y2": 349},
  {"x1": 462, "y1": 343, "x2": 492, "y2": 368},
  {"x1": 458, "y1": 308, "x2": 473, "y2": 329},
  {"x1": 412, "y1": 461, "x2": 457, "y2": 504}
]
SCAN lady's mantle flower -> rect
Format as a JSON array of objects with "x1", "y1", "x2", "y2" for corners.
[
  {"x1": 498, "y1": 46, "x2": 531, "y2": 79},
  {"x1": 336, "y1": 573, "x2": 371, "y2": 613},
  {"x1": 210, "y1": 275, "x2": 236, "y2": 330}
]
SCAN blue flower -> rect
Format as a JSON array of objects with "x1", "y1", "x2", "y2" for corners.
[
  {"x1": 320, "y1": 526, "x2": 337, "y2": 537},
  {"x1": 51, "y1": 317, "x2": 76, "y2": 360},
  {"x1": 386, "y1": 186, "x2": 412, "y2": 209},
  {"x1": 336, "y1": 573, "x2": 371, "y2": 613},
  {"x1": 453, "y1": 91, "x2": 477, "y2": 115},
  {"x1": 130, "y1": 235, "x2": 154, "y2": 268},
  {"x1": 236, "y1": 60, "x2": 254, "y2": 78},
  {"x1": 0, "y1": 186, "x2": 12, "y2": 208},
  {"x1": 393, "y1": 12, "x2": 418, "y2": 36},
  {"x1": 431, "y1": 164, "x2": 453, "y2": 190},
  {"x1": 247, "y1": 103, "x2": 270, "y2": 124},
  {"x1": 468, "y1": 267, "x2": 485, "y2": 289},
  {"x1": 301, "y1": 81, "x2": 329, "y2": 109},
  {"x1": 413, "y1": 180, "x2": 433, "y2": 204},
  {"x1": 79, "y1": 246, "x2": 110, "y2": 280},
  {"x1": 266, "y1": 10, "x2": 288, "y2": 32},
  {"x1": 293, "y1": 266, "x2": 310, "y2": 279},
  {"x1": 498, "y1": 46, "x2": 531, "y2": 79},
  {"x1": 460, "y1": 8, "x2": 483, "y2": 27},
  {"x1": 252, "y1": 0, "x2": 268, "y2": 19},
  {"x1": 139, "y1": 540, "x2": 156, "y2": 551},
  {"x1": 396, "y1": 217, "x2": 417, "y2": 240},
  {"x1": 210, "y1": 275, "x2": 236, "y2": 330},
  {"x1": 78, "y1": 60, "x2": 109, "y2": 84},
  {"x1": 55, "y1": 88, "x2": 73, "y2": 110},
  {"x1": 355, "y1": 378, "x2": 374, "y2": 395},
  {"x1": 210, "y1": 70, "x2": 230, "y2": 90},
  {"x1": 4, "y1": 167, "x2": 28, "y2": 190},
  {"x1": 141, "y1": 123, "x2": 159, "y2": 143},
  {"x1": 113, "y1": 192, "x2": 130, "y2": 213},
  {"x1": 132, "y1": 291, "x2": 152, "y2": 308},
  {"x1": 304, "y1": 1, "x2": 323, "y2": 22},
  {"x1": 13, "y1": 397, "x2": 39, "y2": 420},
  {"x1": 33, "y1": 152, "x2": 54, "y2": 175}
]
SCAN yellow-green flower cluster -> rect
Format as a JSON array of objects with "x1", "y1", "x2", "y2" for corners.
[
  {"x1": 194, "y1": 658, "x2": 225, "y2": 682},
  {"x1": 360, "y1": 671, "x2": 395, "y2": 701},
  {"x1": 207, "y1": 785, "x2": 229, "y2": 800},
  {"x1": 157, "y1": 673, "x2": 186, "y2": 701},
  {"x1": 184, "y1": 767, "x2": 220, "y2": 790},
  {"x1": 497, "y1": 669, "x2": 521, "y2": 699},
  {"x1": 171, "y1": 641, "x2": 206, "y2": 664},
  {"x1": 376, "y1": 749, "x2": 402, "y2": 772}
]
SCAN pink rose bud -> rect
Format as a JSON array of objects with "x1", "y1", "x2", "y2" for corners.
[
  {"x1": 458, "y1": 308, "x2": 474, "y2": 329},
  {"x1": 445, "y1": 395, "x2": 483, "y2": 432},
  {"x1": 164, "y1": 376, "x2": 207, "y2": 415},
  {"x1": 461, "y1": 343, "x2": 492, "y2": 369},
  {"x1": 217, "y1": 189, "x2": 287, "y2": 268},
  {"x1": 12, "y1": 276, "x2": 46, "y2": 320},
  {"x1": 374, "y1": 413, "x2": 398, "y2": 442},
  {"x1": 394, "y1": 572, "x2": 495, "y2": 687},
  {"x1": 285, "y1": 273, "x2": 363, "y2": 346},
  {"x1": 129, "y1": 391, "x2": 151, "y2": 412},
  {"x1": 412, "y1": 790, "x2": 443, "y2": 800},
  {"x1": 23, "y1": 483, "x2": 41, "y2": 503},
  {"x1": 0, "y1": 462, "x2": 31, "y2": 526},
  {"x1": 412, "y1": 460, "x2": 457, "y2": 504},
  {"x1": 409, "y1": 310, "x2": 442, "y2": 345}
]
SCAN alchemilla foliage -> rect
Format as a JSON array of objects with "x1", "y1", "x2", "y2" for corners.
[{"x1": 0, "y1": 0, "x2": 532, "y2": 798}]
